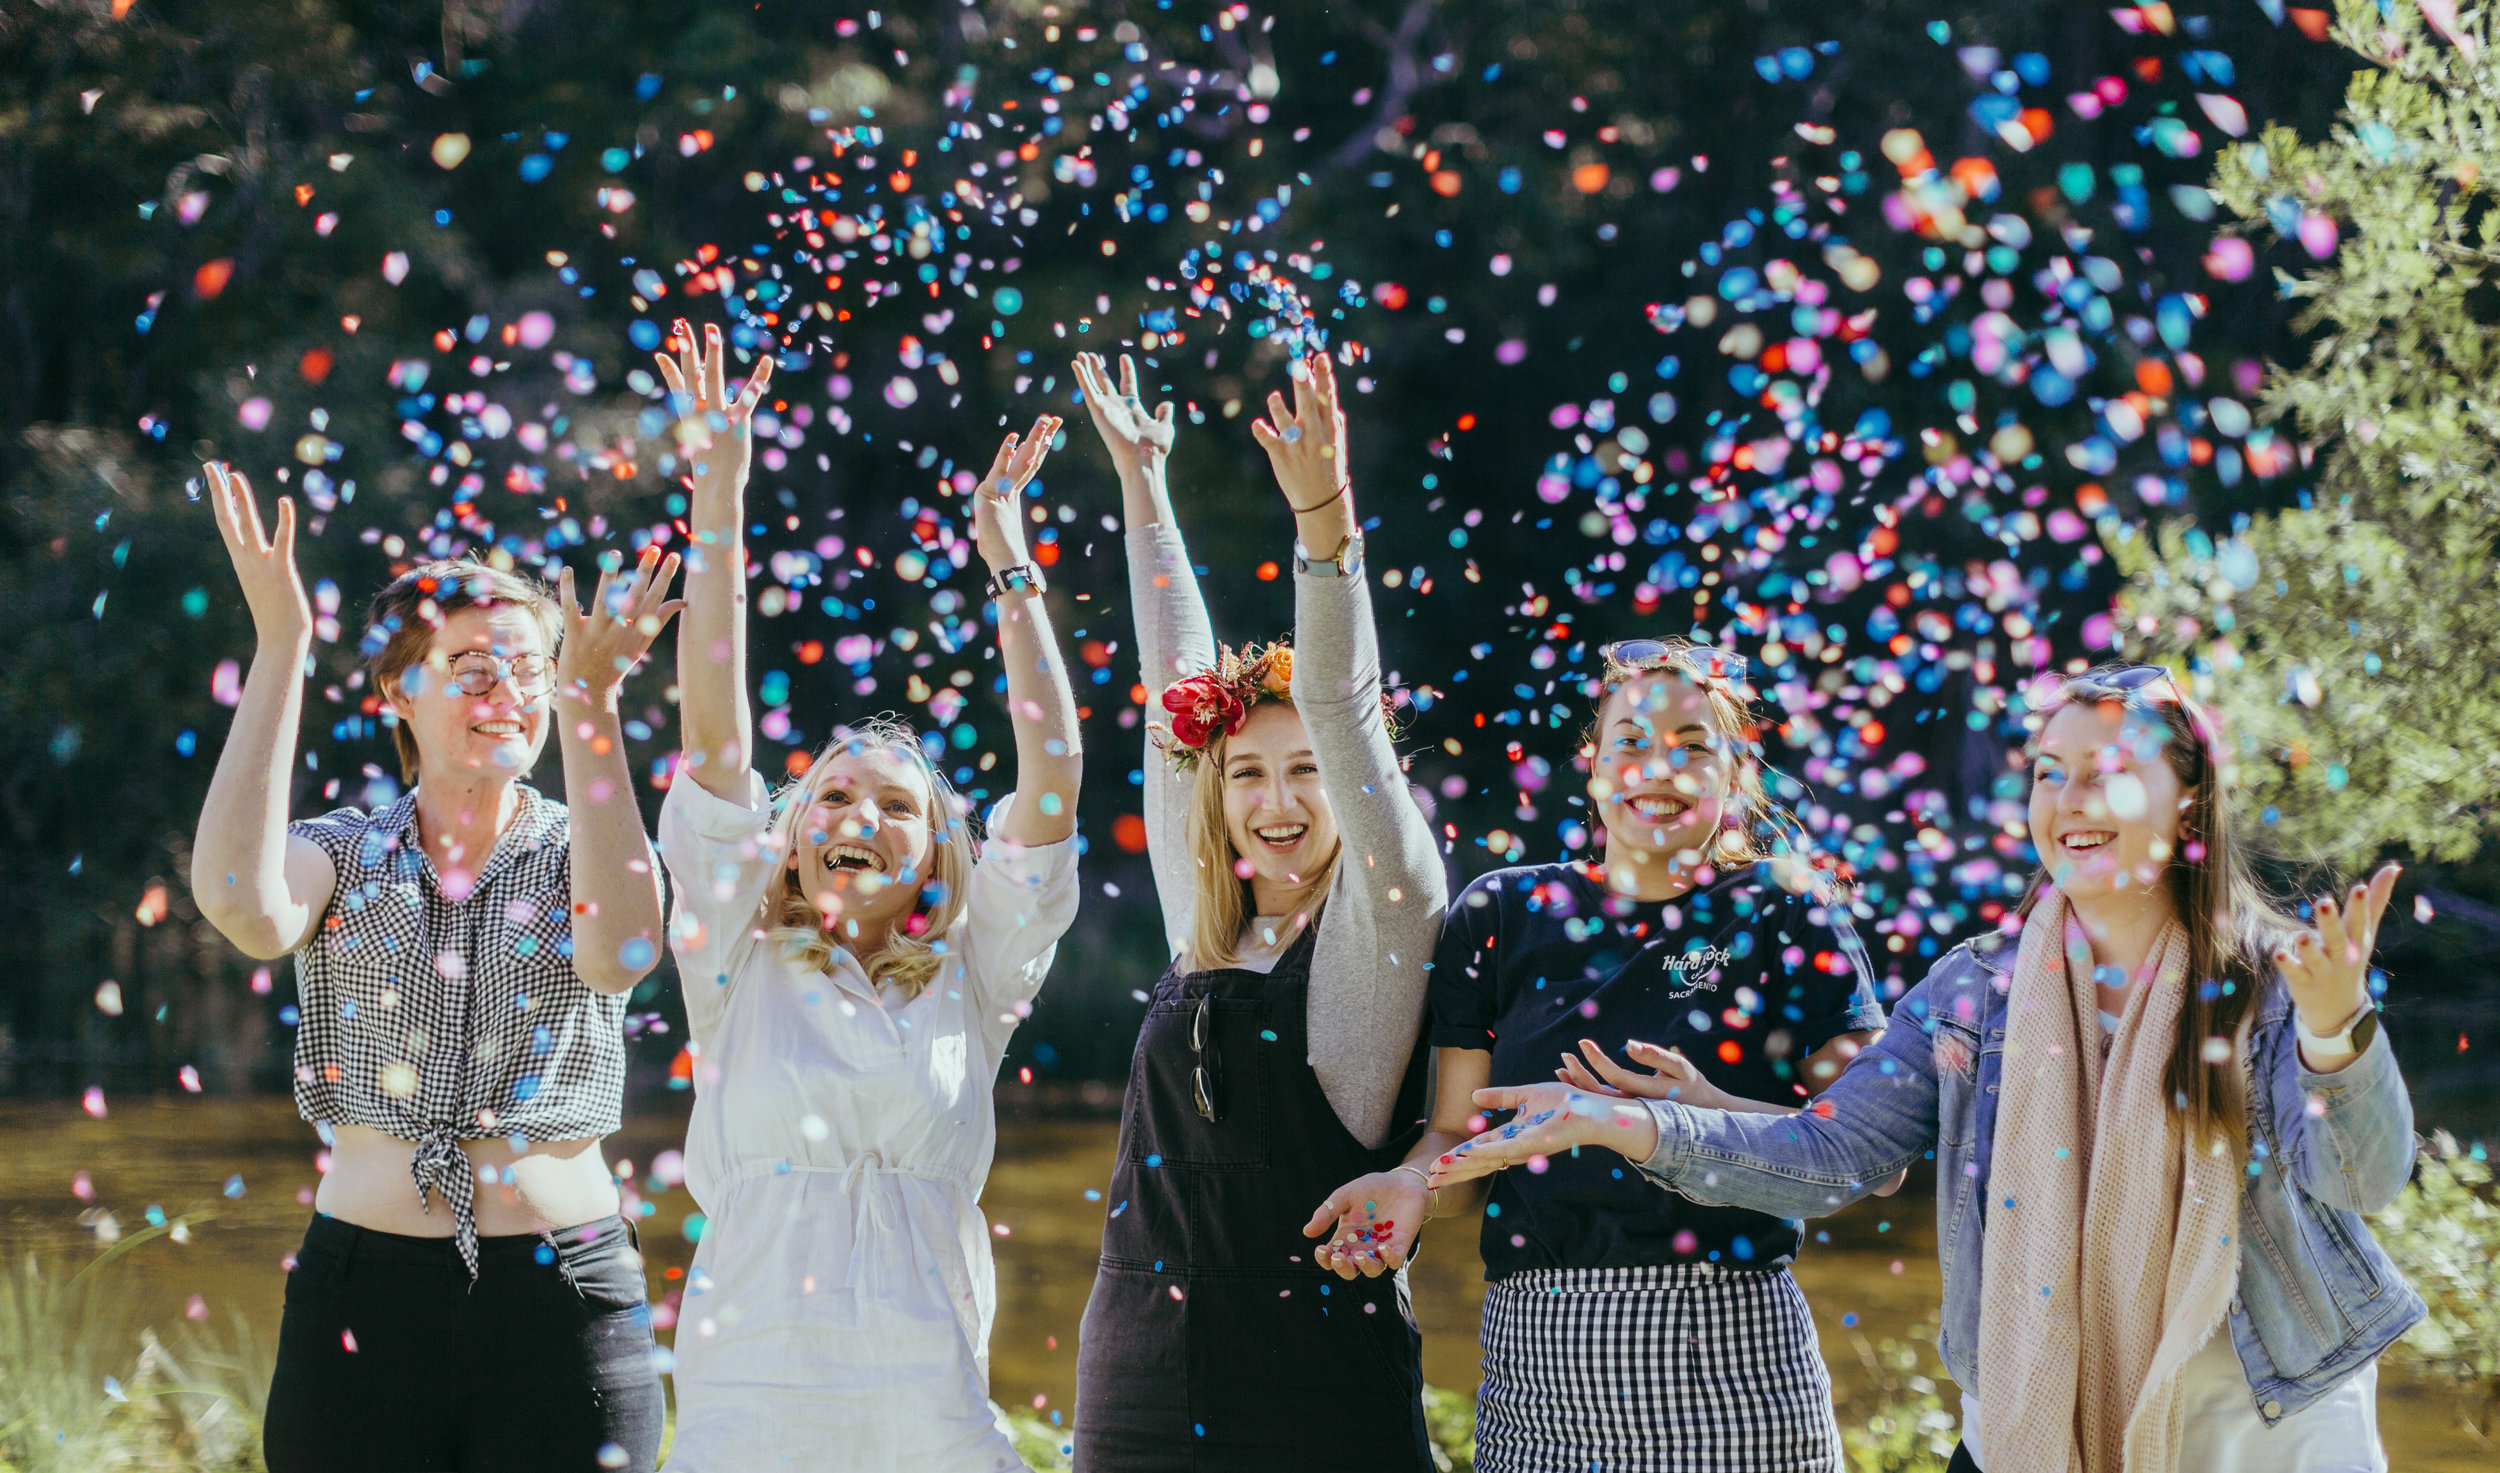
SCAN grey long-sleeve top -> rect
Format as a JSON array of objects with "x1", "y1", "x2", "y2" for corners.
[{"x1": 1126, "y1": 523, "x2": 1447, "y2": 1149}]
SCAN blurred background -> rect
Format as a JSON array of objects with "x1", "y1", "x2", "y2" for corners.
[{"x1": 2, "y1": 0, "x2": 2495, "y2": 1467}]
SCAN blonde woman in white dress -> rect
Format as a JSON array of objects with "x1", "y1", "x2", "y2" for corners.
[{"x1": 649, "y1": 323, "x2": 1084, "y2": 1470}]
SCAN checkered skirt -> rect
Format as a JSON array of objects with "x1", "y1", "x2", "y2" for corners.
[{"x1": 1474, "y1": 1262, "x2": 1842, "y2": 1473}]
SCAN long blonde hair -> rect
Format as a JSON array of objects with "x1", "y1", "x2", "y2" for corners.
[
  {"x1": 1180, "y1": 721, "x2": 1343, "y2": 973},
  {"x1": 760, "y1": 717, "x2": 978, "y2": 998}
]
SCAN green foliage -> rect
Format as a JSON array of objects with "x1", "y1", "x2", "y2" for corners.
[
  {"x1": 996, "y1": 1401, "x2": 1073, "y2": 1472},
  {"x1": 2377, "y1": 1131, "x2": 2500, "y2": 1445},
  {"x1": 2120, "y1": 0, "x2": 2500, "y2": 862},
  {"x1": 1422, "y1": 1382, "x2": 1478, "y2": 1473},
  {"x1": 1835, "y1": 1323, "x2": 1958, "y2": 1473},
  {"x1": 0, "y1": 1220, "x2": 270, "y2": 1472}
]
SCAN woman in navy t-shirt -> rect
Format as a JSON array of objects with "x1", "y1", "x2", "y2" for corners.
[{"x1": 1306, "y1": 639, "x2": 1886, "y2": 1473}]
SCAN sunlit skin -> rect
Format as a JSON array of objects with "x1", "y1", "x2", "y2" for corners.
[
  {"x1": 1303, "y1": 664, "x2": 1887, "y2": 1278},
  {"x1": 787, "y1": 747, "x2": 942, "y2": 957},
  {"x1": 1586, "y1": 671, "x2": 1735, "y2": 901},
  {"x1": 1425, "y1": 693, "x2": 2409, "y2": 1188},
  {"x1": 1220, "y1": 701, "x2": 1342, "y2": 923},
  {"x1": 192, "y1": 462, "x2": 680, "y2": 1242},
  {"x1": 2029, "y1": 699, "x2": 2189, "y2": 1018}
]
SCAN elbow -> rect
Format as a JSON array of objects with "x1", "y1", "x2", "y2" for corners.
[
  {"x1": 193, "y1": 893, "x2": 296, "y2": 962},
  {"x1": 575, "y1": 956, "x2": 651, "y2": 996}
]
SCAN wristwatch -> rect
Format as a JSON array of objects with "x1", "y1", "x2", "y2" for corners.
[
  {"x1": 1293, "y1": 529, "x2": 1365, "y2": 579},
  {"x1": 2295, "y1": 1000, "x2": 2380, "y2": 1058},
  {"x1": 986, "y1": 563, "x2": 1046, "y2": 599}
]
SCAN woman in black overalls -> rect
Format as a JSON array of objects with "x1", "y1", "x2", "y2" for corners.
[{"x1": 1068, "y1": 351, "x2": 1447, "y2": 1470}]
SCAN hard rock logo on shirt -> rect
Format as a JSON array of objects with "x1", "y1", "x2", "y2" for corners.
[{"x1": 1655, "y1": 942, "x2": 1733, "y2": 999}]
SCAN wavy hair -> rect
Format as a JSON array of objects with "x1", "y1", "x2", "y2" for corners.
[{"x1": 759, "y1": 716, "x2": 979, "y2": 999}]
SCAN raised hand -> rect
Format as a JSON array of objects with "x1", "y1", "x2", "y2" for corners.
[
  {"x1": 654, "y1": 320, "x2": 774, "y2": 518},
  {"x1": 203, "y1": 461, "x2": 311, "y2": 645},
  {"x1": 555, "y1": 546, "x2": 686, "y2": 709},
  {"x1": 1555, "y1": 1038, "x2": 1735, "y2": 1112},
  {"x1": 1072, "y1": 352, "x2": 1175, "y2": 481},
  {"x1": 1248, "y1": 349, "x2": 1352, "y2": 517},
  {"x1": 1303, "y1": 1169, "x2": 1429, "y2": 1280},
  {"x1": 2277, "y1": 862, "x2": 2402, "y2": 1041},
  {"x1": 972, "y1": 414, "x2": 1061, "y2": 573},
  {"x1": 1424, "y1": 1082, "x2": 1659, "y2": 1193}
]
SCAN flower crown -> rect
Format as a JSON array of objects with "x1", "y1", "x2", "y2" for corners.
[{"x1": 1151, "y1": 639, "x2": 1398, "y2": 771}]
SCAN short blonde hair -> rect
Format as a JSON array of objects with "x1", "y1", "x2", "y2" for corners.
[
  {"x1": 362, "y1": 560, "x2": 563, "y2": 784},
  {"x1": 1180, "y1": 722, "x2": 1342, "y2": 973},
  {"x1": 760, "y1": 717, "x2": 978, "y2": 998}
]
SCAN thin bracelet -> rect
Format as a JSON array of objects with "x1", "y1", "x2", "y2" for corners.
[
  {"x1": 1286, "y1": 482, "x2": 1352, "y2": 516},
  {"x1": 1391, "y1": 1162, "x2": 1439, "y2": 1217}
]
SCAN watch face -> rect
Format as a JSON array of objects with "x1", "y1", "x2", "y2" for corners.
[{"x1": 2350, "y1": 1008, "x2": 2380, "y2": 1053}]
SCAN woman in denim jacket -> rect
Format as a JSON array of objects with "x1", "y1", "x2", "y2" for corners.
[{"x1": 1430, "y1": 665, "x2": 2422, "y2": 1473}]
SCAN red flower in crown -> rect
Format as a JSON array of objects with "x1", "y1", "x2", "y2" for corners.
[{"x1": 1162, "y1": 672, "x2": 1248, "y2": 751}]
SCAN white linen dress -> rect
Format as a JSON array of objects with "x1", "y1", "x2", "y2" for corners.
[{"x1": 655, "y1": 771, "x2": 1079, "y2": 1471}]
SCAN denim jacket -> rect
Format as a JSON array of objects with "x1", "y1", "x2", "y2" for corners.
[{"x1": 1636, "y1": 929, "x2": 2425, "y2": 1424}]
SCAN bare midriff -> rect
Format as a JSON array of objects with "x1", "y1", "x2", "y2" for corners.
[{"x1": 314, "y1": 1123, "x2": 622, "y2": 1237}]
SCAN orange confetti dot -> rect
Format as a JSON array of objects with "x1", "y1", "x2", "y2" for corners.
[
  {"x1": 1112, "y1": 814, "x2": 1149, "y2": 854},
  {"x1": 298, "y1": 347, "x2": 333, "y2": 385},
  {"x1": 1256, "y1": 560, "x2": 1280, "y2": 581},
  {"x1": 1716, "y1": 1040, "x2": 1743, "y2": 1065},
  {"x1": 2135, "y1": 360, "x2": 2174, "y2": 397},
  {"x1": 1571, "y1": 162, "x2": 1611, "y2": 194},
  {"x1": 1456, "y1": 413, "x2": 1477, "y2": 431},
  {"x1": 1430, "y1": 170, "x2": 1463, "y2": 197},
  {"x1": 192, "y1": 258, "x2": 234, "y2": 300}
]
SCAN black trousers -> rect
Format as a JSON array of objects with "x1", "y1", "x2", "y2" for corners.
[
  {"x1": 263, "y1": 1214, "x2": 665, "y2": 1473},
  {"x1": 1948, "y1": 1440, "x2": 1982, "y2": 1472}
]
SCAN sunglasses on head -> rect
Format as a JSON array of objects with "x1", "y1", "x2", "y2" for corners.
[
  {"x1": 2074, "y1": 664, "x2": 2182, "y2": 701},
  {"x1": 1599, "y1": 640, "x2": 1748, "y2": 685}
]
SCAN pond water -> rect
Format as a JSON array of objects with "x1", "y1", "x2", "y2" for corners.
[{"x1": 7, "y1": 1098, "x2": 2483, "y2": 1467}]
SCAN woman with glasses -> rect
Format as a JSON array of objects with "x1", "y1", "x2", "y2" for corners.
[
  {"x1": 647, "y1": 326, "x2": 1084, "y2": 1472},
  {"x1": 1069, "y1": 350, "x2": 1446, "y2": 1472},
  {"x1": 1432, "y1": 663, "x2": 2420, "y2": 1473},
  {"x1": 1309, "y1": 638, "x2": 1887, "y2": 1473},
  {"x1": 191, "y1": 464, "x2": 679, "y2": 1472}
]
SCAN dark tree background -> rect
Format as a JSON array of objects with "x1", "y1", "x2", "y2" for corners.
[{"x1": 5, "y1": 0, "x2": 2490, "y2": 1127}]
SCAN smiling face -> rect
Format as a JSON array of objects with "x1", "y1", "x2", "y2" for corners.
[
  {"x1": 1587, "y1": 671, "x2": 1739, "y2": 864},
  {"x1": 387, "y1": 605, "x2": 555, "y2": 785},
  {"x1": 2028, "y1": 699, "x2": 2189, "y2": 901},
  {"x1": 785, "y1": 745, "x2": 940, "y2": 941},
  {"x1": 1217, "y1": 701, "x2": 1340, "y2": 906}
]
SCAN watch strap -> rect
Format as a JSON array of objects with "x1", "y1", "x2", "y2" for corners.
[
  {"x1": 1293, "y1": 529, "x2": 1365, "y2": 579},
  {"x1": 986, "y1": 563, "x2": 1046, "y2": 599},
  {"x1": 2296, "y1": 1000, "x2": 2378, "y2": 1056}
]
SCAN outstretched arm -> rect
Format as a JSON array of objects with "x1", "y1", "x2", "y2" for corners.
[
  {"x1": 972, "y1": 417, "x2": 1082, "y2": 846},
  {"x1": 654, "y1": 321, "x2": 774, "y2": 805},
  {"x1": 1076, "y1": 353, "x2": 1206, "y2": 952},
  {"x1": 553, "y1": 548, "x2": 685, "y2": 994},
  {"x1": 190, "y1": 463, "x2": 335, "y2": 958}
]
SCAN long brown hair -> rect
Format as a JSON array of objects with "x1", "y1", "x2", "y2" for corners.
[{"x1": 2015, "y1": 664, "x2": 2301, "y2": 1154}]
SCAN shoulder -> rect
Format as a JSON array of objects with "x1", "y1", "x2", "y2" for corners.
[{"x1": 1451, "y1": 860, "x2": 1580, "y2": 915}]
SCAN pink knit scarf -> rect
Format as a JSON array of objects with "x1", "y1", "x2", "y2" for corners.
[{"x1": 1973, "y1": 890, "x2": 2242, "y2": 1473}]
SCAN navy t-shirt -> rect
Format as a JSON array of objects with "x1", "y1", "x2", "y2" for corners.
[{"x1": 1428, "y1": 861, "x2": 1885, "y2": 1280}]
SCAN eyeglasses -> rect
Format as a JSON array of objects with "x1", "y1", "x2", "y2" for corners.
[
  {"x1": 1599, "y1": 640, "x2": 1748, "y2": 685},
  {"x1": 444, "y1": 652, "x2": 556, "y2": 698},
  {"x1": 1190, "y1": 991, "x2": 1222, "y2": 1122}
]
